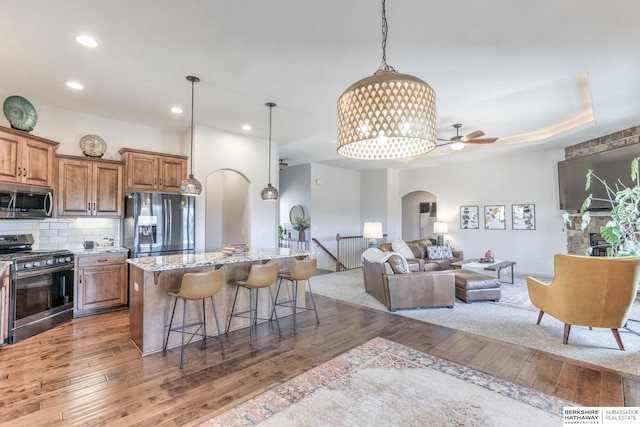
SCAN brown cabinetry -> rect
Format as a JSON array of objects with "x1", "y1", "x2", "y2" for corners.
[
  {"x1": 118, "y1": 148, "x2": 187, "y2": 193},
  {"x1": 75, "y1": 252, "x2": 128, "y2": 317},
  {"x1": 57, "y1": 156, "x2": 124, "y2": 217},
  {"x1": 0, "y1": 126, "x2": 58, "y2": 187}
]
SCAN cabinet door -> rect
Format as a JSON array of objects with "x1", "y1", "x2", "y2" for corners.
[
  {"x1": 94, "y1": 163, "x2": 123, "y2": 216},
  {"x1": 0, "y1": 131, "x2": 19, "y2": 183},
  {"x1": 57, "y1": 159, "x2": 92, "y2": 216},
  {"x1": 158, "y1": 157, "x2": 187, "y2": 192},
  {"x1": 76, "y1": 263, "x2": 127, "y2": 313},
  {"x1": 20, "y1": 138, "x2": 55, "y2": 186},
  {"x1": 126, "y1": 152, "x2": 158, "y2": 190}
]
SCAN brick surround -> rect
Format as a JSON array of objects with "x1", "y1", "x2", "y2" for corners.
[{"x1": 563, "y1": 124, "x2": 640, "y2": 255}]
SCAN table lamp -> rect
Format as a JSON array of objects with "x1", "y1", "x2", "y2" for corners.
[
  {"x1": 363, "y1": 222, "x2": 383, "y2": 247},
  {"x1": 433, "y1": 222, "x2": 448, "y2": 246}
]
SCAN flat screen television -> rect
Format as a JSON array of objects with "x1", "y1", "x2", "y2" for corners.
[{"x1": 558, "y1": 143, "x2": 640, "y2": 211}]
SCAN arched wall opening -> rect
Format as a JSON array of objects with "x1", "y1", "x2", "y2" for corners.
[
  {"x1": 401, "y1": 190, "x2": 438, "y2": 241},
  {"x1": 205, "y1": 169, "x2": 250, "y2": 252}
]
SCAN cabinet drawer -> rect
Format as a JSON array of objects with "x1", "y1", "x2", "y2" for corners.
[{"x1": 77, "y1": 252, "x2": 126, "y2": 267}]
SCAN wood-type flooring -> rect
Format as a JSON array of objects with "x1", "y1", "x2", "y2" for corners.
[{"x1": 1, "y1": 294, "x2": 639, "y2": 426}]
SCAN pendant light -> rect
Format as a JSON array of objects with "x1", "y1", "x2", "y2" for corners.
[
  {"x1": 261, "y1": 102, "x2": 279, "y2": 201},
  {"x1": 337, "y1": 0, "x2": 437, "y2": 160},
  {"x1": 180, "y1": 75, "x2": 202, "y2": 196}
]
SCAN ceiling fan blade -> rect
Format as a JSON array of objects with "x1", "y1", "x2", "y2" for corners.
[
  {"x1": 437, "y1": 137, "x2": 452, "y2": 142},
  {"x1": 466, "y1": 137, "x2": 498, "y2": 144},
  {"x1": 462, "y1": 130, "x2": 484, "y2": 141}
]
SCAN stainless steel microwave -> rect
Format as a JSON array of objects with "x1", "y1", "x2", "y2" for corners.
[{"x1": 0, "y1": 190, "x2": 53, "y2": 219}]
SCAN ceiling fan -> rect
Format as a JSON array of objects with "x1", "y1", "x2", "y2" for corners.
[{"x1": 437, "y1": 123, "x2": 498, "y2": 151}]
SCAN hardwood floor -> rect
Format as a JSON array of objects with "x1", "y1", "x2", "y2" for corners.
[{"x1": 1, "y1": 294, "x2": 639, "y2": 426}]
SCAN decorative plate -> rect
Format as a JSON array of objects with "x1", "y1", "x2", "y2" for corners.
[
  {"x1": 3, "y1": 95, "x2": 38, "y2": 132},
  {"x1": 79, "y1": 134, "x2": 107, "y2": 158}
]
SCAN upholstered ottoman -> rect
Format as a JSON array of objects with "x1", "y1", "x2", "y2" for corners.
[{"x1": 454, "y1": 269, "x2": 501, "y2": 303}]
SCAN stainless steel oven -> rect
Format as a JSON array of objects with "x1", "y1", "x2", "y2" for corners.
[{"x1": 0, "y1": 234, "x2": 74, "y2": 343}]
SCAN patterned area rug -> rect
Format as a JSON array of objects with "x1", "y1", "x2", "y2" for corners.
[{"x1": 200, "y1": 337, "x2": 568, "y2": 426}]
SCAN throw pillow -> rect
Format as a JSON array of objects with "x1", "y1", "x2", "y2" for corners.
[
  {"x1": 387, "y1": 255, "x2": 410, "y2": 274},
  {"x1": 391, "y1": 238, "x2": 414, "y2": 259},
  {"x1": 427, "y1": 245, "x2": 453, "y2": 260}
]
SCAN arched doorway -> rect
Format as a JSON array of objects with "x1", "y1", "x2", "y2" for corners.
[
  {"x1": 205, "y1": 169, "x2": 250, "y2": 252},
  {"x1": 401, "y1": 190, "x2": 437, "y2": 240}
]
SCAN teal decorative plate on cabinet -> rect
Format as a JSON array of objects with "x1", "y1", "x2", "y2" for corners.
[{"x1": 3, "y1": 95, "x2": 38, "y2": 132}]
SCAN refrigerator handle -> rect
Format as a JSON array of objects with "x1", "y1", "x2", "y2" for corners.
[
  {"x1": 168, "y1": 198, "x2": 173, "y2": 245},
  {"x1": 163, "y1": 198, "x2": 168, "y2": 246}
]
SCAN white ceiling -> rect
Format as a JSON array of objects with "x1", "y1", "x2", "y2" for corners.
[{"x1": 2, "y1": 0, "x2": 640, "y2": 171}]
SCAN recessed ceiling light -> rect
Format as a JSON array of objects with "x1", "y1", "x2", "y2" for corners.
[
  {"x1": 171, "y1": 107, "x2": 183, "y2": 114},
  {"x1": 66, "y1": 81, "x2": 84, "y2": 90},
  {"x1": 241, "y1": 124, "x2": 252, "y2": 131},
  {"x1": 76, "y1": 35, "x2": 98, "y2": 47}
]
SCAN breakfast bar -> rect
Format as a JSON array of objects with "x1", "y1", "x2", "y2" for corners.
[{"x1": 127, "y1": 248, "x2": 310, "y2": 356}]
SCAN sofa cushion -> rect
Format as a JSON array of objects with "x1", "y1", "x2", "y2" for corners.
[
  {"x1": 387, "y1": 255, "x2": 410, "y2": 274},
  {"x1": 379, "y1": 243, "x2": 393, "y2": 252},
  {"x1": 392, "y1": 238, "x2": 414, "y2": 259},
  {"x1": 407, "y1": 241, "x2": 424, "y2": 259},
  {"x1": 427, "y1": 245, "x2": 453, "y2": 260},
  {"x1": 419, "y1": 239, "x2": 433, "y2": 248}
]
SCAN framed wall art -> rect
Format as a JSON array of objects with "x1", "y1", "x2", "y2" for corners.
[
  {"x1": 512, "y1": 203, "x2": 536, "y2": 230},
  {"x1": 460, "y1": 205, "x2": 479, "y2": 229},
  {"x1": 484, "y1": 205, "x2": 506, "y2": 230}
]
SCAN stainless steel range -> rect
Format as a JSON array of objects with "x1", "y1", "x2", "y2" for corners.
[{"x1": 0, "y1": 234, "x2": 74, "y2": 343}]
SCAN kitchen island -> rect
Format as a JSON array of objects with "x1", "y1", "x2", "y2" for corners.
[{"x1": 127, "y1": 248, "x2": 311, "y2": 356}]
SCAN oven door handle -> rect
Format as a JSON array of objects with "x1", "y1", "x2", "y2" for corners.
[{"x1": 16, "y1": 264, "x2": 74, "y2": 279}]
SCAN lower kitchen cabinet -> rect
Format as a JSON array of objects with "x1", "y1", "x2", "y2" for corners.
[{"x1": 75, "y1": 252, "x2": 128, "y2": 317}]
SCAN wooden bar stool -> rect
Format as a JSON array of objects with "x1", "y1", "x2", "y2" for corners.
[
  {"x1": 272, "y1": 258, "x2": 319, "y2": 330},
  {"x1": 164, "y1": 269, "x2": 225, "y2": 369},
  {"x1": 225, "y1": 262, "x2": 281, "y2": 346}
]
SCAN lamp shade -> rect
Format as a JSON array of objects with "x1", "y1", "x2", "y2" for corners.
[
  {"x1": 337, "y1": 70, "x2": 437, "y2": 160},
  {"x1": 363, "y1": 222, "x2": 383, "y2": 239},
  {"x1": 433, "y1": 222, "x2": 448, "y2": 234}
]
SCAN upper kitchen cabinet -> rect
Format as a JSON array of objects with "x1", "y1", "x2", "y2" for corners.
[
  {"x1": 118, "y1": 148, "x2": 187, "y2": 193},
  {"x1": 57, "y1": 156, "x2": 124, "y2": 217},
  {"x1": 0, "y1": 126, "x2": 58, "y2": 188}
]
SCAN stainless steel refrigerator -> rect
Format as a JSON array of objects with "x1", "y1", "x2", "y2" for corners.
[{"x1": 123, "y1": 193, "x2": 195, "y2": 257}]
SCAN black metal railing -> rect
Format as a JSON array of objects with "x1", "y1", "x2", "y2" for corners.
[{"x1": 335, "y1": 233, "x2": 388, "y2": 271}]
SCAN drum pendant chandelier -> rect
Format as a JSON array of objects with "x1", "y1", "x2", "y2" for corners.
[{"x1": 337, "y1": 0, "x2": 437, "y2": 160}]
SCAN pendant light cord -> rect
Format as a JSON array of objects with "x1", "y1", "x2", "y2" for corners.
[
  {"x1": 378, "y1": 0, "x2": 396, "y2": 73},
  {"x1": 267, "y1": 102, "x2": 275, "y2": 185},
  {"x1": 190, "y1": 78, "x2": 195, "y2": 175}
]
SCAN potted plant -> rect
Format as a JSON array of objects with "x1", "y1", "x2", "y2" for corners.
[
  {"x1": 291, "y1": 216, "x2": 311, "y2": 241},
  {"x1": 563, "y1": 156, "x2": 640, "y2": 256}
]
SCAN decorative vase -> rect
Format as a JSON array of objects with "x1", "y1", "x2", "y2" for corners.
[{"x1": 299, "y1": 230, "x2": 306, "y2": 241}]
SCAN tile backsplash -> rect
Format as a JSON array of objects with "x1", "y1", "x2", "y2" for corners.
[{"x1": 0, "y1": 218, "x2": 121, "y2": 250}]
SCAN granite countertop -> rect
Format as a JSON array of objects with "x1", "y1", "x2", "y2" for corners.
[
  {"x1": 127, "y1": 248, "x2": 310, "y2": 272},
  {"x1": 72, "y1": 247, "x2": 129, "y2": 255}
]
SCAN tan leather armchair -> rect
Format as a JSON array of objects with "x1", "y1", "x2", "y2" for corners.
[{"x1": 527, "y1": 254, "x2": 640, "y2": 350}]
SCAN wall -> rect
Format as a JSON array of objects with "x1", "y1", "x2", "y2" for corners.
[
  {"x1": 193, "y1": 125, "x2": 278, "y2": 252},
  {"x1": 360, "y1": 169, "x2": 389, "y2": 235},
  {"x1": 310, "y1": 164, "x2": 361, "y2": 271},
  {"x1": 401, "y1": 191, "x2": 437, "y2": 241},
  {"x1": 279, "y1": 164, "x2": 311, "y2": 236},
  {"x1": 398, "y1": 149, "x2": 567, "y2": 276}
]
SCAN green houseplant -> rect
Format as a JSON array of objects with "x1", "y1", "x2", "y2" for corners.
[
  {"x1": 292, "y1": 216, "x2": 311, "y2": 241},
  {"x1": 563, "y1": 156, "x2": 640, "y2": 256}
]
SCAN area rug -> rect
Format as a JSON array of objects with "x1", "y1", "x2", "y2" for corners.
[
  {"x1": 309, "y1": 269, "x2": 640, "y2": 377},
  {"x1": 200, "y1": 337, "x2": 567, "y2": 426}
]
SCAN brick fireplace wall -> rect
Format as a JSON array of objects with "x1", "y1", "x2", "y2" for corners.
[{"x1": 563, "y1": 124, "x2": 640, "y2": 255}]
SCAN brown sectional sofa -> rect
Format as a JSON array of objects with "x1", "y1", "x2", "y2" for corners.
[
  {"x1": 379, "y1": 239, "x2": 463, "y2": 271},
  {"x1": 362, "y1": 258, "x2": 455, "y2": 311}
]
